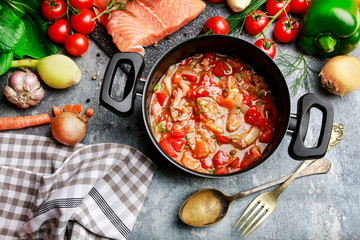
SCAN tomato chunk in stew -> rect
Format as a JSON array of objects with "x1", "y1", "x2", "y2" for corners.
[{"x1": 150, "y1": 53, "x2": 278, "y2": 174}]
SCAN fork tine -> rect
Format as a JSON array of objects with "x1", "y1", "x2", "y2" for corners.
[
  {"x1": 240, "y1": 207, "x2": 267, "y2": 237},
  {"x1": 243, "y1": 210, "x2": 273, "y2": 238},
  {"x1": 236, "y1": 202, "x2": 262, "y2": 232},
  {"x1": 233, "y1": 196, "x2": 261, "y2": 229}
]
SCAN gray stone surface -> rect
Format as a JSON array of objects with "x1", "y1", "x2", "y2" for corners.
[{"x1": 1, "y1": 3, "x2": 359, "y2": 240}]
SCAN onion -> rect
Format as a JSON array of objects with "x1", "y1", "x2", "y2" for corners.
[
  {"x1": 11, "y1": 55, "x2": 81, "y2": 89},
  {"x1": 319, "y1": 55, "x2": 360, "y2": 97},
  {"x1": 51, "y1": 111, "x2": 89, "y2": 146}
]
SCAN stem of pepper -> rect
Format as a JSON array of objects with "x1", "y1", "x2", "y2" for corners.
[{"x1": 255, "y1": 0, "x2": 292, "y2": 39}]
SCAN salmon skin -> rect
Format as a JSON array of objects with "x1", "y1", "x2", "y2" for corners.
[{"x1": 93, "y1": 0, "x2": 206, "y2": 56}]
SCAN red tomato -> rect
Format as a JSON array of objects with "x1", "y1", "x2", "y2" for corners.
[
  {"x1": 215, "y1": 135, "x2": 230, "y2": 144},
  {"x1": 47, "y1": 19, "x2": 70, "y2": 44},
  {"x1": 69, "y1": 0, "x2": 94, "y2": 10},
  {"x1": 156, "y1": 92, "x2": 168, "y2": 106},
  {"x1": 259, "y1": 129, "x2": 274, "y2": 143},
  {"x1": 265, "y1": 0, "x2": 290, "y2": 19},
  {"x1": 204, "y1": 16, "x2": 229, "y2": 35},
  {"x1": 200, "y1": 158, "x2": 213, "y2": 170},
  {"x1": 206, "y1": 0, "x2": 223, "y2": 3},
  {"x1": 170, "y1": 125, "x2": 189, "y2": 138},
  {"x1": 214, "y1": 167, "x2": 229, "y2": 174},
  {"x1": 159, "y1": 140, "x2": 178, "y2": 158},
  {"x1": 190, "y1": 85, "x2": 210, "y2": 99},
  {"x1": 228, "y1": 157, "x2": 240, "y2": 169},
  {"x1": 254, "y1": 38, "x2": 276, "y2": 59},
  {"x1": 290, "y1": 0, "x2": 311, "y2": 15},
  {"x1": 244, "y1": 10, "x2": 269, "y2": 35},
  {"x1": 64, "y1": 33, "x2": 89, "y2": 56},
  {"x1": 41, "y1": 0, "x2": 67, "y2": 21},
  {"x1": 168, "y1": 138, "x2": 186, "y2": 152},
  {"x1": 212, "y1": 61, "x2": 230, "y2": 77},
  {"x1": 70, "y1": 8, "x2": 96, "y2": 35},
  {"x1": 182, "y1": 74, "x2": 198, "y2": 82},
  {"x1": 213, "y1": 150, "x2": 229, "y2": 167},
  {"x1": 274, "y1": 17, "x2": 298, "y2": 43},
  {"x1": 240, "y1": 152, "x2": 258, "y2": 169},
  {"x1": 244, "y1": 106, "x2": 268, "y2": 129}
]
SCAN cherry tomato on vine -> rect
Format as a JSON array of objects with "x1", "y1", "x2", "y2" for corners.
[
  {"x1": 69, "y1": 0, "x2": 94, "y2": 10},
  {"x1": 274, "y1": 17, "x2": 298, "y2": 43},
  {"x1": 41, "y1": 0, "x2": 67, "y2": 21},
  {"x1": 48, "y1": 19, "x2": 70, "y2": 44},
  {"x1": 70, "y1": 9, "x2": 96, "y2": 35},
  {"x1": 65, "y1": 33, "x2": 89, "y2": 56},
  {"x1": 265, "y1": 0, "x2": 290, "y2": 19},
  {"x1": 244, "y1": 10, "x2": 269, "y2": 35},
  {"x1": 254, "y1": 38, "x2": 276, "y2": 59},
  {"x1": 204, "y1": 16, "x2": 229, "y2": 35},
  {"x1": 290, "y1": 0, "x2": 311, "y2": 15}
]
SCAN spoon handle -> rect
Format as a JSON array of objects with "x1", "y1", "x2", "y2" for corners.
[{"x1": 232, "y1": 158, "x2": 331, "y2": 200}]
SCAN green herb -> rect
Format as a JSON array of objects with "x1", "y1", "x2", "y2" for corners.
[
  {"x1": 185, "y1": 135, "x2": 189, "y2": 140},
  {"x1": 275, "y1": 52, "x2": 317, "y2": 95},
  {"x1": 211, "y1": 136, "x2": 216, "y2": 139},
  {"x1": 185, "y1": 145, "x2": 190, "y2": 149},
  {"x1": 226, "y1": 0, "x2": 267, "y2": 35},
  {"x1": 237, "y1": 106, "x2": 241, "y2": 109},
  {"x1": 153, "y1": 83, "x2": 160, "y2": 91}
]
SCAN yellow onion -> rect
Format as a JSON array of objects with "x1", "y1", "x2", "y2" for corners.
[
  {"x1": 51, "y1": 111, "x2": 89, "y2": 146},
  {"x1": 11, "y1": 55, "x2": 81, "y2": 89},
  {"x1": 319, "y1": 55, "x2": 360, "y2": 97}
]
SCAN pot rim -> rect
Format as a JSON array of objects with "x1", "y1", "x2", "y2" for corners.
[{"x1": 142, "y1": 35, "x2": 291, "y2": 178}]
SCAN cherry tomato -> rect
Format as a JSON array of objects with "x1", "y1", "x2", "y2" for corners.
[
  {"x1": 69, "y1": 0, "x2": 94, "y2": 10},
  {"x1": 64, "y1": 33, "x2": 89, "y2": 56},
  {"x1": 265, "y1": 0, "x2": 290, "y2": 19},
  {"x1": 213, "y1": 150, "x2": 229, "y2": 167},
  {"x1": 41, "y1": 0, "x2": 67, "y2": 21},
  {"x1": 290, "y1": 0, "x2": 311, "y2": 15},
  {"x1": 70, "y1": 8, "x2": 96, "y2": 35},
  {"x1": 240, "y1": 152, "x2": 258, "y2": 169},
  {"x1": 204, "y1": 16, "x2": 229, "y2": 35},
  {"x1": 215, "y1": 135, "x2": 230, "y2": 144},
  {"x1": 254, "y1": 38, "x2": 276, "y2": 59},
  {"x1": 244, "y1": 10, "x2": 269, "y2": 35},
  {"x1": 155, "y1": 92, "x2": 169, "y2": 106},
  {"x1": 47, "y1": 19, "x2": 70, "y2": 44},
  {"x1": 244, "y1": 106, "x2": 268, "y2": 129},
  {"x1": 206, "y1": 0, "x2": 223, "y2": 3},
  {"x1": 274, "y1": 17, "x2": 298, "y2": 43},
  {"x1": 200, "y1": 158, "x2": 213, "y2": 170},
  {"x1": 214, "y1": 167, "x2": 229, "y2": 174}
]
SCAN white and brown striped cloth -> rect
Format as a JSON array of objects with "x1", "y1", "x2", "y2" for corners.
[{"x1": 0, "y1": 133, "x2": 156, "y2": 240}]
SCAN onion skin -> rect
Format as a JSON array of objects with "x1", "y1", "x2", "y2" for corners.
[
  {"x1": 319, "y1": 55, "x2": 360, "y2": 97},
  {"x1": 51, "y1": 111, "x2": 88, "y2": 146}
]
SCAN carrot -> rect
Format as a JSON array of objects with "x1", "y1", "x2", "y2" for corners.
[
  {"x1": 181, "y1": 155, "x2": 200, "y2": 170},
  {"x1": 221, "y1": 98, "x2": 235, "y2": 109},
  {"x1": 72, "y1": 104, "x2": 82, "y2": 113},
  {"x1": 85, "y1": 108, "x2": 94, "y2": 117},
  {"x1": 64, "y1": 104, "x2": 73, "y2": 112},
  {"x1": 204, "y1": 121, "x2": 224, "y2": 135},
  {"x1": 0, "y1": 113, "x2": 51, "y2": 131},
  {"x1": 53, "y1": 106, "x2": 62, "y2": 116}
]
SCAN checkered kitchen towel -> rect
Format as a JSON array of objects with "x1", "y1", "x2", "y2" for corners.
[{"x1": 0, "y1": 133, "x2": 156, "y2": 240}]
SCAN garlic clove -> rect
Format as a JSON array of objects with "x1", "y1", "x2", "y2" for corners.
[
  {"x1": 8, "y1": 71, "x2": 25, "y2": 91},
  {"x1": 3, "y1": 86, "x2": 19, "y2": 104},
  {"x1": 31, "y1": 88, "x2": 45, "y2": 101}
]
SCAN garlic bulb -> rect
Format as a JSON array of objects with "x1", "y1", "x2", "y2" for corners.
[{"x1": 3, "y1": 71, "x2": 45, "y2": 108}]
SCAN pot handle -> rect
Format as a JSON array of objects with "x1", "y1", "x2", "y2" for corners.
[
  {"x1": 288, "y1": 93, "x2": 334, "y2": 160},
  {"x1": 100, "y1": 52, "x2": 145, "y2": 117}
]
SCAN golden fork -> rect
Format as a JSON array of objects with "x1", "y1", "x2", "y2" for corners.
[{"x1": 233, "y1": 123, "x2": 344, "y2": 238}]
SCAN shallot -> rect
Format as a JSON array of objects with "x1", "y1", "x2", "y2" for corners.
[
  {"x1": 319, "y1": 55, "x2": 360, "y2": 97},
  {"x1": 3, "y1": 71, "x2": 45, "y2": 108},
  {"x1": 51, "y1": 111, "x2": 89, "y2": 146}
]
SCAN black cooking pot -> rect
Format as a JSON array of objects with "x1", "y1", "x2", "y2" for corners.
[{"x1": 100, "y1": 35, "x2": 334, "y2": 178}]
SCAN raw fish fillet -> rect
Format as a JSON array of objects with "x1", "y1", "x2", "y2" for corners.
[{"x1": 93, "y1": 0, "x2": 206, "y2": 55}]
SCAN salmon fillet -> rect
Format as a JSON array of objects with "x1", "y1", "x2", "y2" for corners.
[{"x1": 93, "y1": 0, "x2": 206, "y2": 55}]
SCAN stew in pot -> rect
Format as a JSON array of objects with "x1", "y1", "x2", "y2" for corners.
[{"x1": 150, "y1": 53, "x2": 278, "y2": 174}]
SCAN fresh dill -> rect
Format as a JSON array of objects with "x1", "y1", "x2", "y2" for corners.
[{"x1": 275, "y1": 52, "x2": 318, "y2": 95}]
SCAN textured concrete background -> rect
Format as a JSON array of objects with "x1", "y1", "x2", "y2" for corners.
[{"x1": 1, "y1": 3, "x2": 359, "y2": 240}]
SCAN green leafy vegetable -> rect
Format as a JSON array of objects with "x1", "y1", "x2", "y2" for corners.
[{"x1": 0, "y1": 0, "x2": 60, "y2": 76}]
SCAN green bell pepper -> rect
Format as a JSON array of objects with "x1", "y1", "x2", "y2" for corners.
[{"x1": 297, "y1": 0, "x2": 360, "y2": 58}]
